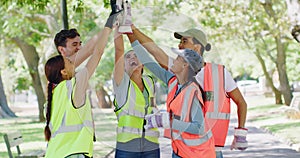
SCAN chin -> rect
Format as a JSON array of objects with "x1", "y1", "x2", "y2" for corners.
[{"x1": 170, "y1": 68, "x2": 175, "y2": 74}]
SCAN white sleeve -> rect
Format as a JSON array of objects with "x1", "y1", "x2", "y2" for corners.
[
  {"x1": 224, "y1": 67, "x2": 237, "y2": 92},
  {"x1": 195, "y1": 67, "x2": 237, "y2": 93},
  {"x1": 73, "y1": 67, "x2": 89, "y2": 108},
  {"x1": 195, "y1": 68, "x2": 205, "y2": 89}
]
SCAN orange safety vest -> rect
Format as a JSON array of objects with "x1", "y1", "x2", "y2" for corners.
[
  {"x1": 203, "y1": 63, "x2": 231, "y2": 147},
  {"x1": 164, "y1": 76, "x2": 215, "y2": 158}
]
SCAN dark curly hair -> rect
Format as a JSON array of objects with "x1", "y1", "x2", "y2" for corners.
[{"x1": 54, "y1": 28, "x2": 80, "y2": 54}]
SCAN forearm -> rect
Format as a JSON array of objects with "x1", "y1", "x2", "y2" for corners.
[
  {"x1": 229, "y1": 88, "x2": 247, "y2": 128},
  {"x1": 131, "y1": 25, "x2": 169, "y2": 69},
  {"x1": 113, "y1": 33, "x2": 125, "y2": 86},
  {"x1": 132, "y1": 40, "x2": 173, "y2": 84},
  {"x1": 237, "y1": 102, "x2": 247, "y2": 128},
  {"x1": 85, "y1": 27, "x2": 112, "y2": 79},
  {"x1": 70, "y1": 30, "x2": 102, "y2": 68}
]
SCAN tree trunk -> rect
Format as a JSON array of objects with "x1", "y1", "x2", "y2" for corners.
[
  {"x1": 96, "y1": 86, "x2": 112, "y2": 109},
  {"x1": 12, "y1": 37, "x2": 46, "y2": 122},
  {"x1": 275, "y1": 37, "x2": 292, "y2": 105},
  {"x1": 254, "y1": 48, "x2": 283, "y2": 104},
  {"x1": 0, "y1": 73, "x2": 16, "y2": 118},
  {"x1": 262, "y1": 1, "x2": 293, "y2": 105}
]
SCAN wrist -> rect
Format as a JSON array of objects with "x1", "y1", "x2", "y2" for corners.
[
  {"x1": 234, "y1": 127, "x2": 248, "y2": 136},
  {"x1": 131, "y1": 24, "x2": 136, "y2": 29},
  {"x1": 235, "y1": 127, "x2": 247, "y2": 130}
]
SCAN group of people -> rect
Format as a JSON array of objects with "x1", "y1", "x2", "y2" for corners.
[{"x1": 43, "y1": 0, "x2": 248, "y2": 158}]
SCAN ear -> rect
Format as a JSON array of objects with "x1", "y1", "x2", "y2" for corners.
[
  {"x1": 194, "y1": 44, "x2": 201, "y2": 54},
  {"x1": 60, "y1": 69, "x2": 67, "y2": 76},
  {"x1": 58, "y1": 46, "x2": 66, "y2": 56}
]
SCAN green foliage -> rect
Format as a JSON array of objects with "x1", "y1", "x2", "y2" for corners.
[
  {"x1": 1, "y1": 0, "x2": 50, "y2": 11},
  {"x1": 14, "y1": 77, "x2": 31, "y2": 91},
  {"x1": 0, "y1": 0, "x2": 299, "y2": 105}
]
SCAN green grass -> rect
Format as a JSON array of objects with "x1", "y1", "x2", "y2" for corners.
[
  {"x1": 263, "y1": 122, "x2": 300, "y2": 133},
  {"x1": 0, "y1": 109, "x2": 118, "y2": 158},
  {"x1": 250, "y1": 113, "x2": 285, "y2": 122},
  {"x1": 0, "y1": 116, "x2": 45, "y2": 158},
  {"x1": 248, "y1": 104, "x2": 279, "y2": 112},
  {"x1": 248, "y1": 103, "x2": 300, "y2": 145},
  {"x1": 2, "y1": 102, "x2": 300, "y2": 158}
]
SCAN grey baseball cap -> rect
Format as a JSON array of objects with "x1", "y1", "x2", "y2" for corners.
[
  {"x1": 171, "y1": 48, "x2": 203, "y2": 73},
  {"x1": 174, "y1": 28, "x2": 208, "y2": 47}
]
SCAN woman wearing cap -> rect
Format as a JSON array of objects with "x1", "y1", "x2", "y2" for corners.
[
  {"x1": 129, "y1": 24, "x2": 248, "y2": 158},
  {"x1": 126, "y1": 34, "x2": 215, "y2": 158}
]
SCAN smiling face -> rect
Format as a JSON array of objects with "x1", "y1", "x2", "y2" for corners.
[
  {"x1": 170, "y1": 55, "x2": 187, "y2": 74},
  {"x1": 58, "y1": 36, "x2": 82, "y2": 57},
  {"x1": 124, "y1": 50, "x2": 143, "y2": 76}
]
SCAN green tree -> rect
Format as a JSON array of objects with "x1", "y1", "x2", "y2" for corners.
[
  {"x1": 0, "y1": 0, "x2": 106, "y2": 120},
  {"x1": 174, "y1": 0, "x2": 294, "y2": 105}
]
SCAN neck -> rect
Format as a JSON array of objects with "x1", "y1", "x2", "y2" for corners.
[
  {"x1": 131, "y1": 73, "x2": 144, "y2": 91},
  {"x1": 177, "y1": 68, "x2": 196, "y2": 85},
  {"x1": 176, "y1": 71, "x2": 189, "y2": 85}
]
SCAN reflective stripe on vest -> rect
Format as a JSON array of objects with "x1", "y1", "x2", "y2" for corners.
[
  {"x1": 205, "y1": 63, "x2": 230, "y2": 120},
  {"x1": 50, "y1": 112, "x2": 94, "y2": 138},
  {"x1": 204, "y1": 63, "x2": 231, "y2": 147},
  {"x1": 115, "y1": 76, "x2": 159, "y2": 143},
  {"x1": 166, "y1": 76, "x2": 178, "y2": 110},
  {"x1": 115, "y1": 75, "x2": 154, "y2": 119},
  {"x1": 172, "y1": 130, "x2": 213, "y2": 146},
  {"x1": 170, "y1": 82, "x2": 211, "y2": 146},
  {"x1": 117, "y1": 126, "x2": 159, "y2": 137},
  {"x1": 46, "y1": 79, "x2": 94, "y2": 158},
  {"x1": 115, "y1": 76, "x2": 154, "y2": 120},
  {"x1": 166, "y1": 80, "x2": 215, "y2": 157}
]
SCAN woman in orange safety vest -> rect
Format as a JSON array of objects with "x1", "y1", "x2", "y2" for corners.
[{"x1": 127, "y1": 35, "x2": 215, "y2": 158}]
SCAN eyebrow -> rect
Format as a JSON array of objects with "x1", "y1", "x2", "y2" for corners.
[{"x1": 72, "y1": 41, "x2": 82, "y2": 45}]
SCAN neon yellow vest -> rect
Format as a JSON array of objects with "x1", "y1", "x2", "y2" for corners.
[
  {"x1": 45, "y1": 79, "x2": 94, "y2": 158},
  {"x1": 114, "y1": 75, "x2": 159, "y2": 144}
]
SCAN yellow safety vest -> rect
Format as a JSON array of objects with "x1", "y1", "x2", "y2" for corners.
[
  {"x1": 114, "y1": 75, "x2": 159, "y2": 144},
  {"x1": 45, "y1": 79, "x2": 94, "y2": 158}
]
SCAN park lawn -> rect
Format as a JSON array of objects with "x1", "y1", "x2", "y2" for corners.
[
  {"x1": 3, "y1": 101, "x2": 300, "y2": 157},
  {"x1": 0, "y1": 116, "x2": 45, "y2": 158},
  {"x1": 248, "y1": 103, "x2": 300, "y2": 147},
  {"x1": 0, "y1": 108, "x2": 118, "y2": 158}
]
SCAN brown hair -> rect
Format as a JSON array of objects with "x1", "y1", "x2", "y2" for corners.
[
  {"x1": 192, "y1": 37, "x2": 211, "y2": 56},
  {"x1": 54, "y1": 28, "x2": 80, "y2": 54},
  {"x1": 44, "y1": 55, "x2": 65, "y2": 141}
]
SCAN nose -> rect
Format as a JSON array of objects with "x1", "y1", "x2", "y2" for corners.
[
  {"x1": 77, "y1": 45, "x2": 82, "y2": 50},
  {"x1": 178, "y1": 42, "x2": 183, "y2": 49}
]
